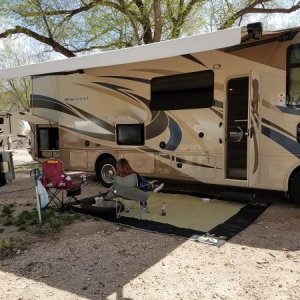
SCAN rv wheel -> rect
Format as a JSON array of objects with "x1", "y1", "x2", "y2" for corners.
[
  {"x1": 289, "y1": 171, "x2": 300, "y2": 204},
  {"x1": 96, "y1": 158, "x2": 117, "y2": 187}
]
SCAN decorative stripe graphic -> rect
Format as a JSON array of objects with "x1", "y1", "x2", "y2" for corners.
[
  {"x1": 175, "y1": 157, "x2": 215, "y2": 169},
  {"x1": 130, "y1": 69, "x2": 182, "y2": 76},
  {"x1": 210, "y1": 107, "x2": 223, "y2": 119},
  {"x1": 60, "y1": 125, "x2": 115, "y2": 142},
  {"x1": 93, "y1": 82, "x2": 149, "y2": 106},
  {"x1": 93, "y1": 82, "x2": 132, "y2": 91},
  {"x1": 146, "y1": 111, "x2": 168, "y2": 139},
  {"x1": 141, "y1": 147, "x2": 216, "y2": 170},
  {"x1": 262, "y1": 118, "x2": 295, "y2": 139},
  {"x1": 276, "y1": 106, "x2": 300, "y2": 116},
  {"x1": 150, "y1": 111, "x2": 159, "y2": 121},
  {"x1": 68, "y1": 105, "x2": 115, "y2": 133},
  {"x1": 98, "y1": 76, "x2": 150, "y2": 84},
  {"x1": 124, "y1": 91, "x2": 149, "y2": 106},
  {"x1": 213, "y1": 100, "x2": 224, "y2": 108},
  {"x1": 181, "y1": 54, "x2": 207, "y2": 68},
  {"x1": 252, "y1": 111, "x2": 259, "y2": 128},
  {"x1": 165, "y1": 116, "x2": 182, "y2": 151},
  {"x1": 32, "y1": 95, "x2": 81, "y2": 118},
  {"x1": 251, "y1": 78, "x2": 260, "y2": 174},
  {"x1": 262, "y1": 99, "x2": 281, "y2": 112},
  {"x1": 140, "y1": 146, "x2": 160, "y2": 154},
  {"x1": 252, "y1": 129, "x2": 259, "y2": 174},
  {"x1": 262, "y1": 125, "x2": 300, "y2": 156}
]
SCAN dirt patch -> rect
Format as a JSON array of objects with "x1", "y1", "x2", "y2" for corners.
[{"x1": 0, "y1": 169, "x2": 299, "y2": 300}]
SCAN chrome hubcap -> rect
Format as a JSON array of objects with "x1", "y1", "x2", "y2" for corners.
[{"x1": 101, "y1": 164, "x2": 116, "y2": 184}]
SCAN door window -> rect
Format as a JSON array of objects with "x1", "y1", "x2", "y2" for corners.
[{"x1": 287, "y1": 43, "x2": 300, "y2": 107}]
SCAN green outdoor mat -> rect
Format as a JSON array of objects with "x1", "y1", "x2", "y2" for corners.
[{"x1": 78, "y1": 192, "x2": 270, "y2": 244}]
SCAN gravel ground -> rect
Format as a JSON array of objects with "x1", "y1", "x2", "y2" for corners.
[{"x1": 0, "y1": 166, "x2": 299, "y2": 300}]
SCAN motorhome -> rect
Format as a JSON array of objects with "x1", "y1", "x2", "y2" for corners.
[
  {"x1": 1, "y1": 23, "x2": 300, "y2": 202},
  {"x1": 0, "y1": 112, "x2": 30, "y2": 149}
]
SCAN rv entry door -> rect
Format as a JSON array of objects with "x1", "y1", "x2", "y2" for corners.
[{"x1": 225, "y1": 77, "x2": 249, "y2": 181}]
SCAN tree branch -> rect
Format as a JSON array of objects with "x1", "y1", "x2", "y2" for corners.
[
  {"x1": 219, "y1": 1, "x2": 300, "y2": 30},
  {"x1": 171, "y1": 0, "x2": 205, "y2": 38},
  {"x1": 0, "y1": 26, "x2": 75, "y2": 57},
  {"x1": 153, "y1": 0, "x2": 162, "y2": 42},
  {"x1": 132, "y1": 0, "x2": 153, "y2": 44}
]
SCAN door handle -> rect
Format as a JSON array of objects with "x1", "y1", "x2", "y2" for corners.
[{"x1": 227, "y1": 126, "x2": 244, "y2": 142}]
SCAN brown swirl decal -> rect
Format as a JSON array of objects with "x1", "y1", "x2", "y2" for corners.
[
  {"x1": 251, "y1": 78, "x2": 260, "y2": 174},
  {"x1": 145, "y1": 111, "x2": 168, "y2": 139},
  {"x1": 60, "y1": 125, "x2": 115, "y2": 142},
  {"x1": 129, "y1": 69, "x2": 182, "y2": 76},
  {"x1": 68, "y1": 104, "x2": 115, "y2": 133},
  {"x1": 181, "y1": 54, "x2": 207, "y2": 68},
  {"x1": 98, "y1": 75, "x2": 150, "y2": 84}
]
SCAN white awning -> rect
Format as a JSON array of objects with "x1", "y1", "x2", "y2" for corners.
[{"x1": 0, "y1": 26, "x2": 243, "y2": 79}]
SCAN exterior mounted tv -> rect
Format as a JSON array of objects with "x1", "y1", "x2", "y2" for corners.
[{"x1": 116, "y1": 123, "x2": 145, "y2": 146}]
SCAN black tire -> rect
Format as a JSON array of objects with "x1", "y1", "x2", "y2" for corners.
[
  {"x1": 289, "y1": 171, "x2": 300, "y2": 204},
  {"x1": 96, "y1": 157, "x2": 116, "y2": 187}
]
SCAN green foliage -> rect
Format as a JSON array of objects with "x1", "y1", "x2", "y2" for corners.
[
  {"x1": 14, "y1": 209, "x2": 79, "y2": 235},
  {"x1": 1, "y1": 204, "x2": 15, "y2": 217},
  {"x1": 0, "y1": 41, "x2": 51, "y2": 112},
  {"x1": 0, "y1": 238, "x2": 15, "y2": 250},
  {"x1": 3, "y1": 217, "x2": 14, "y2": 226},
  {"x1": 0, "y1": 238, "x2": 21, "y2": 259}
]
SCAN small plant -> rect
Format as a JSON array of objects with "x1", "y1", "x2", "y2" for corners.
[
  {"x1": 0, "y1": 238, "x2": 16, "y2": 259},
  {"x1": 3, "y1": 217, "x2": 14, "y2": 226},
  {"x1": 15, "y1": 209, "x2": 79, "y2": 235},
  {"x1": 1, "y1": 205, "x2": 14, "y2": 217}
]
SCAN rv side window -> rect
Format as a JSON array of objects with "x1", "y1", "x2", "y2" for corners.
[
  {"x1": 0, "y1": 118, "x2": 4, "y2": 125},
  {"x1": 287, "y1": 43, "x2": 300, "y2": 108},
  {"x1": 37, "y1": 127, "x2": 59, "y2": 150},
  {"x1": 150, "y1": 70, "x2": 214, "y2": 110},
  {"x1": 116, "y1": 124, "x2": 145, "y2": 146}
]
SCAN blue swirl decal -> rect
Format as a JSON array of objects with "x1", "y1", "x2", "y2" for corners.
[
  {"x1": 165, "y1": 116, "x2": 182, "y2": 151},
  {"x1": 262, "y1": 125, "x2": 300, "y2": 156},
  {"x1": 276, "y1": 106, "x2": 300, "y2": 116}
]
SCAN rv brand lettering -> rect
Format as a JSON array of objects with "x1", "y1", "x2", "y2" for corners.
[{"x1": 65, "y1": 96, "x2": 89, "y2": 102}]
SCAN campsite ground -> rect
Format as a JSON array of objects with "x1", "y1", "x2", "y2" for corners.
[{"x1": 0, "y1": 149, "x2": 299, "y2": 300}]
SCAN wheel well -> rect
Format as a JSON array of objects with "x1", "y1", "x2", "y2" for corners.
[
  {"x1": 95, "y1": 153, "x2": 116, "y2": 171},
  {"x1": 288, "y1": 166, "x2": 300, "y2": 189}
]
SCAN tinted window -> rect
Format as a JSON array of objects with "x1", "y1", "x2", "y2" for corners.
[
  {"x1": 38, "y1": 127, "x2": 59, "y2": 150},
  {"x1": 287, "y1": 44, "x2": 300, "y2": 107},
  {"x1": 150, "y1": 70, "x2": 214, "y2": 110}
]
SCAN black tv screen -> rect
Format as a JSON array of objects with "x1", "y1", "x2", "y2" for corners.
[{"x1": 116, "y1": 124, "x2": 145, "y2": 145}]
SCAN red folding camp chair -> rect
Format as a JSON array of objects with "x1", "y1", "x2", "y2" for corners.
[{"x1": 41, "y1": 159, "x2": 82, "y2": 208}]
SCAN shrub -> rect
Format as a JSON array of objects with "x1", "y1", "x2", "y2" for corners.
[
  {"x1": 0, "y1": 238, "x2": 16, "y2": 259},
  {"x1": 15, "y1": 209, "x2": 79, "y2": 235},
  {"x1": 1, "y1": 205, "x2": 14, "y2": 217}
]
